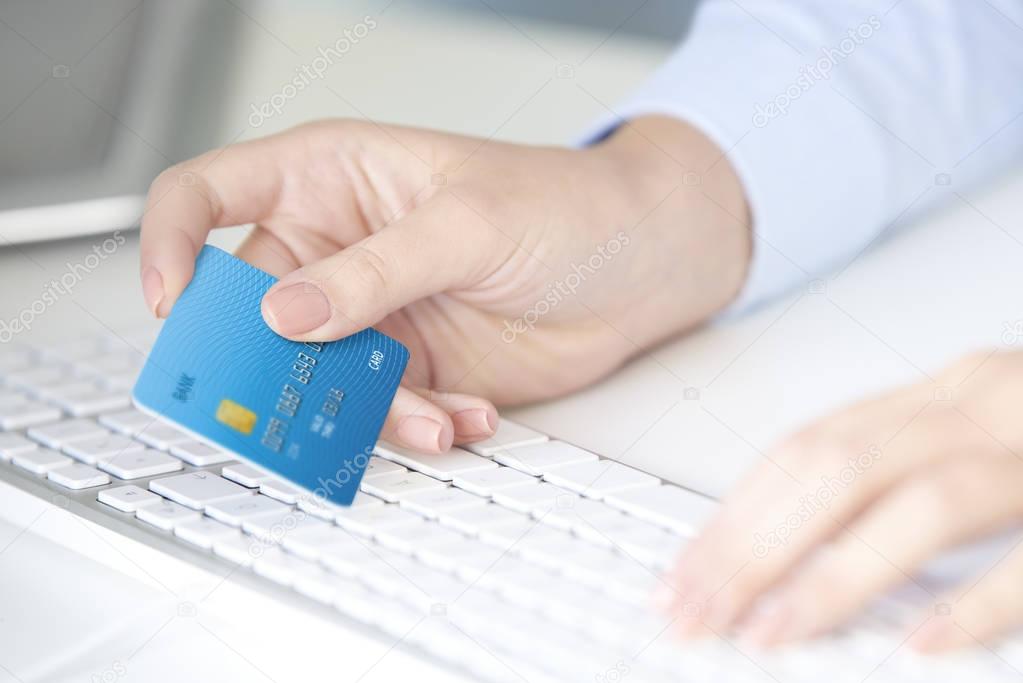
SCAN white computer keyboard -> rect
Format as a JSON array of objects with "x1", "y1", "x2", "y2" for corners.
[{"x1": 0, "y1": 331, "x2": 1019, "y2": 682}]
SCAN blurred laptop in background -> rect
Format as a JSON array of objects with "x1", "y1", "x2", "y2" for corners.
[{"x1": 0, "y1": 0, "x2": 239, "y2": 244}]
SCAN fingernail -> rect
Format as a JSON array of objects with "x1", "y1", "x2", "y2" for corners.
[
  {"x1": 396, "y1": 416, "x2": 444, "y2": 452},
  {"x1": 263, "y1": 282, "x2": 331, "y2": 336},
  {"x1": 702, "y1": 593, "x2": 738, "y2": 633},
  {"x1": 452, "y1": 408, "x2": 496, "y2": 436},
  {"x1": 741, "y1": 600, "x2": 790, "y2": 648},
  {"x1": 141, "y1": 267, "x2": 164, "y2": 317}
]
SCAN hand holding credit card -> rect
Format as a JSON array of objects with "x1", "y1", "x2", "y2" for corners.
[{"x1": 133, "y1": 245, "x2": 408, "y2": 506}]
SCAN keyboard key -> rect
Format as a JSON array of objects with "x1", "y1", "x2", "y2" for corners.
[
  {"x1": 28, "y1": 419, "x2": 108, "y2": 448},
  {"x1": 318, "y1": 536, "x2": 395, "y2": 577},
  {"x1": 364, "y1": 455, "x2": 407, "y2": 479},
  {"x1": 416, "y1": 536, "x2": 505, "y2": 577},
  {"x1": 47, "y1": 464, "x2": 110, "y2": 489},
  {"x1": 174, "y1": 517, "x2": 240, "y2": 549},
  {"x1": 476, "y1": 555, "x2": 557, "y2": 604},
  {"x1": 344, "y1": 549, "x2": 427, "y2": 599},
  {"x1": 293, "y1": 493, "x2": 336, "y2": 520},
  {"x1": 205, "y1": 494, "x2": 291, "y2": 527},
  {"x1": 451, "y1": 466, "x2": 537, "y2": 496},
  {"x1": 0, "y1": 401, "x2": 62, "y2": 430},
  {"x1": 296, "y1": 524, "x2": 373, "y2": 558},
  {"x1": 35, "y1": 380, "x2": 95, "y2": 402},
  {"x1": 41, "y1": 338, "x2": 107, "y2": 363},
  {"x1": 259, "y1": 479, "x2": 304, "y2": 504},
  {"x1": 374, "y1": 442, "x2": 496, "y2": 481},
  {"x1": 476, "y1": 518, "x2": 542, "y2": 552},
  {"x1": 74, "y1": 352, "x2": 142, "y2": 377},
  {"x1": 359, "y1": 471, "x2": 447, "y2": 502},
  {"x1": 62, "y1": 433, "x2": 144, "y2": 464},
  {"x1": 596, "y1": 518, "x2": 686, "y2": 572},
  {"x1": 253, "y1": 547, "x2": 318, "y2": 587},
  {"x1": 0, "y1": 433, "x2": 37, "y2": 461},
  {"x1": 12, "y1": 447, "x2": 72, "y2": 474},
  {"x1": 516, "y1": 531, "x2": 615, "y2": 578},
  {"x1": 101, "y1": 372, "x2": 138, "y2": 392},
  {"x1": 437, "y1": 503, "x2": 527, "y2": 535},
  {"x1": 332, "y1": 579, "x2": 407, "y2": 628},
  {"x1": 398, "y1": 486, "x2": 488, "y2": 519},
  {"x1": 0, "y1": 390, "x2": 29, "y2": 409},
  {"x1": 542, "y1": 460, "x2": 660, "y2": 498},
  {"x1": 447, "y1": 589, "x2": 521, "y2": 634},
  {"x1": 241, "y1": 509, "x2": 323, "y2": 544},
  {"x1": 463, "y1": 419, "x2": 549, "y2": 457},
  {"x1": 383, "y1": 561, "x2": 473, "y2": 610},
  {"x1": 375, "y1": 520, "x2": 467, "y2": 555},
  {"x1": 605, "y1": 484, "x2": 718, "y2": 537},
  {"x1": 149, "y1": 471, "x2": 252, "y2": 510},
  {"x1": 222, "y1": 463, "x2": 272, "y2": 488},
  {"x1": 136, "y1": 422, "x2": 191, "y2": 450},
  {"x1": 296, "y1": 491, "x2": 383, "y2": 520},
  {"x1": 493, "y1": 441, "x2": 597, "y2": 476},
  {"x1": 595, "y1": 558, "x2": 664, "y2": 608},
  {"x1": 99, "y1": 409, "x2": 152, "y2": 436},
  {"x1": 5, "y1": 367, "x2": 66, "y2": 391},
  {"x1": 136, "y1": 500, "x2": 202, "y2": 530},
  {"x1": 99, "y1": 449, "x2": 183, "y2": 479},
  {"x1": 349, "y1": 492, "x2": 385, "y2": 507},
  {"x1": 98, "y1": 485, "x2": 162, "y2": 512},
  {"x1": 53, "y1": 387, "x2": 130, "y2": 417},
  {"x1": 491, "y1": 481, "x2": 578, "y2": 514},
  {"x1": 169, "y1": 439, "x2": 232, "y2": 466},
  {"x1": 334, "y1": 504, "x2": 423, "y2": 537},
  {"x1": 212, "y1": 535, "x2": 261, "y2": 567},
  {"x1": 0, "y1": 348, "x2": 33, "y2": 374},
  {"x1": 553, "y1": 584, "x2": 646, "y2": 640},
  {"x1": 279, "y1": 523, "x2": 355, "y2": 561},
  {"x1": 290, "y1": 564, "x2": 344, "y2": 605},
  {"x1": 539, "y1": 497, "x2": 624, "y2": 533}
]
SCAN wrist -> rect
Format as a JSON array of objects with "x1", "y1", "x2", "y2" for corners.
[{"x1": 587, "y1": 115, "x2": 752, "y2": 343}]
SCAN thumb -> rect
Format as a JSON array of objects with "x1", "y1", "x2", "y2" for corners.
[{"x1": 261, "y1": 199, "x2": 498, "y2": 340}]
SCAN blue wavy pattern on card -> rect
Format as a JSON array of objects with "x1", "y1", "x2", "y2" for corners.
[{"x1": 133, "y1": 245, "x2": 408, "y2": 505}]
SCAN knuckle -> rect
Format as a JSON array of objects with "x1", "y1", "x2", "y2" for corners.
[
  {"x1": 298, "y1": 117, "x2": 360, "y2": 138},
  {"x1": 149, "y1": 164, "x2": 185, "y2": 193},
  {"x1": 897, "y1": 478, "x2": 953, "y2": 525},
  {"x1": 778, "y1": 428, "x2": 854, "y2": 472},
  {"x1": 726, "y1": 568, "x2": 769, "y2": 601},
  {"x1": 149, "y1": 162, "x2": 218, "y2": 209},
  {"x1": 804, "y1": 555, "x2": 855, "y2": 595},
  {"x1": 353, "y1": 246, "x2": 392, "y2": 289},
  {"x1": 342, "y1": 247, "x2": 394, "y2": 312}
]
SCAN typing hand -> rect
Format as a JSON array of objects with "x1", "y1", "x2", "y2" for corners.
[
  {"x1": 669, "y1": 351, "x2": 1023, "y2": 651},
  {"x1": 140, "y1": 117, "x2": 749, "y2": 452}
]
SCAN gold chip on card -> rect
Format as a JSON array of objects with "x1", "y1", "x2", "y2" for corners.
[{"x1": 215, "y1": 398, "x2": 258, "y2": 435}]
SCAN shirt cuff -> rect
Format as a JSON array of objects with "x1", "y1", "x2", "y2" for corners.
[{"x1": 580, "y1": 1, "x2": 891, "y2": 314}]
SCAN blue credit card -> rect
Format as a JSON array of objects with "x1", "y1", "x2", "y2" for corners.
[{"x1": 132, "y1": 245, "x2": 408, "y2": 506}]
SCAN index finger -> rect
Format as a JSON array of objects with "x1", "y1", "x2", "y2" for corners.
[{"x1": 140, "y1": 134, "x2": 289, "y2": 317}]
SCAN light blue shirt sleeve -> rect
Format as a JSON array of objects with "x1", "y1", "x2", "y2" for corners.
[{"x1": 589, "y1": 0, "x2": 1023, "y2": 311}]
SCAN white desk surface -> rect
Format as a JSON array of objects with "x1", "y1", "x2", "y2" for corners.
[{"x1": 1, "y1": 2, "x2": 1021, "y2": 681}]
